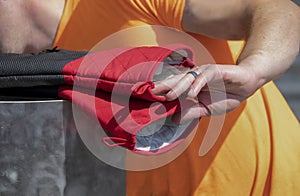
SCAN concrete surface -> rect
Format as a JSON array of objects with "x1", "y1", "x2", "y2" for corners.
[{"x1": 0, "y1": 101, "x2": 125, "y2": 196}]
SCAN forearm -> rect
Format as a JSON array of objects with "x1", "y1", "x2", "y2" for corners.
[{"x1": 237, "y1": 0, "x2": 300, "y2": 87}]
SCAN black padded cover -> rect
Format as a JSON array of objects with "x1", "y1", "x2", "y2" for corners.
[{"x1": 0, "y1": 49, "x2": 87, "y2": 100}]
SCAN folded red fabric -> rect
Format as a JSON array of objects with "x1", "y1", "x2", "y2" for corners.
[{"x1": 58, "y1": 44, "x2": 198, "y2": 154}]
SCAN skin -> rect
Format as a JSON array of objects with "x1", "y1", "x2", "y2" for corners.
[
  {"x1": 152, "y1": 0, "x2": 300, "y2": 123},
  {"x1": 0, "y1": 0, "x2": 299, "y2": 123},
  {"x1": 0, "y1": 0, "x2": 64, "y2": 53}
]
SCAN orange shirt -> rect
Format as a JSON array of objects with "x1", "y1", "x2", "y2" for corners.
[{"x1": 54, "y1": 0, "x2": 300, "y2": 195}]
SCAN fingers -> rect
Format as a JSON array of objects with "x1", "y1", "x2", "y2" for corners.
[
  {"x1": 187, "y1": 64, "x2": 223, "y2": 98},
  {"x1": 152, "y1": 73, "x2": 186, "y2": 95},
  {"x1": 165, "y1": 64, "x2": 220, "y2": 100},
  {"x1": 171, "y1": 102, "x2": 211, "y2": 124},
  {"x1": 152, "y1": 70, "x2": 198, "y2": 100},
  {"x1": 165, "y1": 71, "x2": 197, "y2": 101},
  {"x1": 152, "y1": 64, "x2": 224, "y2": 101},
  {"x1": 152, "y1": 64, "x2": 248, "y2": 123}
]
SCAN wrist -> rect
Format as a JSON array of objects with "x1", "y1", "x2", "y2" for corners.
[{"x1": 237, "y1": 53, "x2": 270, "y2": 88}]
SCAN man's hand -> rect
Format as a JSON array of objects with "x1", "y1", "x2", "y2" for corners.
[{"x1": 152, "y1": 64, "x2": 259, "y2": 123}]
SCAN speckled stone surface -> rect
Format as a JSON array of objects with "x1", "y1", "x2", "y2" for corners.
[
  {"x1": 0, "y1": 101, "x2": 66, "y2": 196},
  {"x1": 0, "y1": 101, "x2": 125, "y2": 196}
]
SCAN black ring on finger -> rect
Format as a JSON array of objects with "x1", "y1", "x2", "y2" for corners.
[{"x1": 187, "y1": 71, "x2": 198, "y2": 79}]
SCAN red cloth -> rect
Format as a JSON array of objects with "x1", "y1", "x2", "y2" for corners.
[{"x1": 58, "y1": 44, "x2": 197, "y2": 153}]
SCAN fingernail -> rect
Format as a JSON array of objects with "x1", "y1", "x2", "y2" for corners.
[{"x1": 166, "y1": 90, "x2": 176, "y2": 101}]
